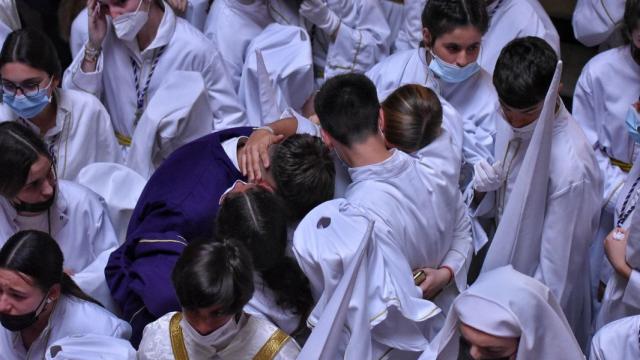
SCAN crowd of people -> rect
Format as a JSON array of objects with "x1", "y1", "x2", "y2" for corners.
[{"x1": 0, "y1": 0, "x2": 637, "y2": 358}]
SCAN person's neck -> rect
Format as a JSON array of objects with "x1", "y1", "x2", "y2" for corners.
[
  {"x1": 19, "y1": 301, "x2": 56, "y2": 350},
  {"x1": 631, "y1": 44, "x2": 640, "y2": 67},
  {"x1": 335, "y1": 135, "x2": 392, "y2": 168},
  {"x1": 137, "y1": 3, "x2": 163, "y2": 51},
  {"x1": 29, "y1": 99, "x2": 57, "y2": 136}
]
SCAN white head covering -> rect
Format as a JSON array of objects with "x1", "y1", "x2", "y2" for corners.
[
  {"x1": 238, "y1": 23, "x2": 314, "y2": 126},
  {"x1": 422, "y1": 266, "x2": 584, "y2": 360},
  {"x1": 75, "y1": 163, "x2": 147, "y2": 244},
  {"x1": 126, "y1": 71, "x2": 213, "y2": 179},
  {"x1": 45, "y1": 334, "x2": 136, "y2": 360},
  {"x1": 0, "y1": 0, "x2": 20, "y2": 31},
  {"x1": 293, "y1": 199, "x2": 441, "y2": 357},
  {"x1": 481, "y1": 61, "x2": 563, "y2": 275}
]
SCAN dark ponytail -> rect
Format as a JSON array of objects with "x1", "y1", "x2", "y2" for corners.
[
  {"x1": 0, "y1": 230, "x2": 101, "y2": 306},
  {"x1": 216, "y1": 187, "x2": 313, "y2": 334}
]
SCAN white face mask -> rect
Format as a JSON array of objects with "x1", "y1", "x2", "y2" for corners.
[
  {"x1": 182, "y1": 314, "x2": 242, "y2": 350},
  {"x1": 113, "y1": 0, "x2": 150, "y2": 41},
  {"x1": 510, "y1": 118, "x2": 538, "y2": 140}
]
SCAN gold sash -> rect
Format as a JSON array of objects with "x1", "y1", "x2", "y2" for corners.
[
  {"x1": 168, "y1": 312, "x2": 292, "y2": 360},
  {"x1": 610, "y1": 157, "x2": 633, "y2": 173},
  {"x1": 115, "y1": 131, "x2": 132, "y2": 147}
]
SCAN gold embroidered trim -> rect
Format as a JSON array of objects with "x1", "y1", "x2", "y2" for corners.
[
  {"x1": 253, "y1": 329, "x2": 291, "y2": 360},
  {"x1": 169, "y1": 312, "x2": 189, "y2": 360},
  {"x1": 115, "y1": 131, "x2": 132, "y2": 147}
]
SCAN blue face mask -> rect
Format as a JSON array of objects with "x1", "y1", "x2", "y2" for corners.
[
  {"x1": 625, "y1": 105, "x2": 640, "y2": 144},
  {"x1": 3, "y1": 82, "x2": 52, "y2": 119},
  {"x1": 428, "y1": 51, "x2": 481, "y2": 84}
]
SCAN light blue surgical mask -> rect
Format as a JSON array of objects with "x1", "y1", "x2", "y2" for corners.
[
  {"x1": 625, "y1": 105, "x2": 640, "y2": 144},
  {"x1": 428, "y1": 51, "x2": 480, "y2": 84},
  {"x1": 3, "y1": 79, "x2": 53, "y2": 119}
]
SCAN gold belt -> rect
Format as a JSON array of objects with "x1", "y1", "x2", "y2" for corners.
[
  {"x1": 115, "y1": 131, "x2": 132, "y2": 147},
  {"x1": 610, "y1": 157, "x2": 633, "y2": 173}
]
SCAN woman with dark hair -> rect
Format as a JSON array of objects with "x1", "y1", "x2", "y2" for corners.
[
  {"x1": 0, "y1": 28, "x2": 119, "y2": 181},
  {"x1": 0, "y1": 230, "x2": 132, "y2": 360},
  {"x1": 216, "y1": 186, "x2": 314, "y2": 338},
  {"x1": 137, "y1": 238, "x2": 300, "y2": 359},
  {"x1": 0, "y1": 121, "x2": 119, "y2": 312},
  {"x1": 367, "y1": 0, "x2": 500, "y2": 184}
]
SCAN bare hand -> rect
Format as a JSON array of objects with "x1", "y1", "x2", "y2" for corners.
[
  {"x1": 87, "y1": 0, "x2": 108, "y2": 49},
  {"x1": 166, "y1": 0, "x2": 188, "y2": 14},
  {"x1": 417, "y1": 267, "x2": 451, "y2": 300},
  {"x1": 239, "y1": 129, "x2": 284, "y2": 182},
  {"x1": 604, "y1": 228, "x2": 632, "y2": 279}
]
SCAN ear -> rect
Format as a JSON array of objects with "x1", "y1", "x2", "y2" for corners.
[
  {"x1": 49, "y1": 283, "x2": 62, "y2": 302},
  {"x1": 320, "y1": 128, "x2": 334, "y2": 149},
  {"x1": 422, "y1": 28, "x2": 432, "y2": 48}
]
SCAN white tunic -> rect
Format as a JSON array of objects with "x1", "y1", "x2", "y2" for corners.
[
  {"x1": 203, "y1": 0, "x2": 273, "y2": 92},
  {"x1": 475, "y1": 104, "x2": 602, "y2": 347},
  {"x1": 137, "y1": 312, "x2": 300, "y2": 359},
  {"x1": 573, "y1": 46, "x2": 640, "y2": 212},
  {"x1": 0, "y1": 181, "x2": 120, "y2": 312},
  {"x1": 244, "y1": 272, "x2": 300, "y2": 335},
  {"x1": 0, "y1": 295, "x2": 131, "y2": 360},
  {"x1": 63, "y1": 4, "x2": 246, "y2": 136},
  {"x1": 480, "y1": 0, "x2": 560, "y2": 74},
  {"x1": 0, "y1": 88, "x2": 120, "y2": 181},
  {"x1": 393, "y1": 0, "x2": 425, "y2": 52},
  {"x1": 590, "y1": 315, "x2": 640, "y2": 360},
  {"x1": 572, "y1": 0, "x2": 625, "y2": 47},
  {"x1": 270, "y1": 0, "x2": 391, "y2": 79},
  {"x1": 422, "y1": 266, "x2": 585, "y2": 360},
  {"x1": 69, "y1": 8, "x2": 89, "y2": 59},
  {"x1": 345, "y1": 150, "x2": 473, "y2": 347}
]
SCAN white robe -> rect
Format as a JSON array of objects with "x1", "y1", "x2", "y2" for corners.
[
  {"x1": 63, "y1": 4, "x2": 246, "y2": 136},
  {"x1": 45, "y1": 334, "x2": 136, "y2": 360},
  {"x1": 69, "y1": 8, "x2": 89, "y2": 59},
  {"x1": 269, "y1": 0, "x2": 390, "y2": 79},
  {"x1": 203, "y1": 0, "x2": 273, "y2": 93},
  {"x1": 244, "y1": 272, "x2": 300, "y2": 336},
  {"x1": 0, "y1": 295, "x2": 131, "y2": 360},
  {"x1": 475, "y1": 104, "x2": 602, "y2": 347},
  {"x1": 422, "y1": 266, "x2": 585, "y2": 360},
  {"x1": 572, "y1": 0, "x2": 625, "y2": 48},
  {"x1": 345, "y1": 150, "x2": 472, "y2": 351},
  {"x1": 480, "y1": 0, "x2": 560, "y2": 74},
  {"x1": 137, "y1": 312, "x2": 300, "y2": 359},
  {"x1": 393, "y1": 0, "x2": 425, "y2": 52},
  {"x1": 0, "y1": 181, "x2": 120, "y2": 312},
  {"x1": 590, "y1": 315, "x2": 640, "y2": 360},
  {"x1": 0, "y1": 88, "x2": 120, "y2": 181},
  {"x1": 573, "y1": 46, "x2": 640, "y2": 213}
]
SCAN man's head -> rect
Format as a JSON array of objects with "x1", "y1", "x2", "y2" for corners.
[
  {"x1": 493, "y1": 37, "x2": 557, "y2": 128},
  {"x1": 0, "y1": 122, "x2": 56, "y2": 213},
  {"x1": 314, "y1": 73, "x2": 381, "y2": 148}
]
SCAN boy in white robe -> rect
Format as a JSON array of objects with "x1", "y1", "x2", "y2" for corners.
[
  {"x1": 313, "y1": 73, "x2": 472, "y2": 355},
  {"x1": 138, "y1": 239, "x2": 299, "y2": 359},
  {"x1": 591, "y1": 315, "x2": 640, "y2": 360},
  {"x1": 63, "y1": 0, "x2": 246, "y2": 142},
  {"x1": 471, "y1": 37, "x2": 601, "y2": 349}
]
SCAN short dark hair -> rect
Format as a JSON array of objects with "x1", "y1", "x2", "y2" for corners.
[
  {"x1": 0, "y1": 29, "x2": 62, "y2": 79},
  {"x1": 381, "y1": 84, "x2": 442, "y2": 152},
  {"x1": 493, "y1": 36, "x2": 557, "y2": 109},
  {"x1": 0, "y1": 122, "x2": 51, "y2": 198},
  {"x1": 171, "y1": 239, "x2": 254, "y2": 313},
  {"x1": 216, "y1": 187, "x2": 314, "y2": 333},
  {"x1": 624, "y1": 0, "x2": 640, "y2": 43},
  {"x1": 421, "y1": 0, "x2": 489, "y2": 45},
  {"x1": 314, "y1": 73, "x2": 380, "y2": 147},
  {"x1": 0, "y1": 230, "x2": 100, "y2": 305},
  {"x1": 271, "y1": 134, "x2": 335, "y2": 220}
]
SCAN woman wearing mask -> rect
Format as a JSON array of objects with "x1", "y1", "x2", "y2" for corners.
[
  {"x1": 0, "y1": 28, "x2": 119, "y2": 180},
  {"x1": 216, "y1": 186, "x2": 314, "y2": 339},
  {"x1": 0, "y1": 230, "x2": 131, "y2": 360},
  {"x1": 137, "y1": 238, "x2": 300, "y2": 359},
  {"x1": 367, "y1": 0, "x2": 500, "y2": 182}
]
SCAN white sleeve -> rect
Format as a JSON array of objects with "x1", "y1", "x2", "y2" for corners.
[
  {"x1": 622, "y1": 269, "x2": 640, "y2": 309},
  {"x1": 439, "y1": 196, "x2": 472, "y2": 292},
  {"x1": 324, "y1": 0, "x2": 391, "y2": 78},
  {"x1": 393, "y1": 0, "x2": 426, "y2": 52},
  {"x1": 62, "y1": 44, "x2": 105, "y2": 99},
  {"x1": 572, "y1": 0, "x2": 625, "y2": 47}
]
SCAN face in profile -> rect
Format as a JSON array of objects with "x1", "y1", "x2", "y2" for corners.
[
  {"x1": 12, "y1": 155, "x2": 57, "y2": 208},
  {"x1": 458, "y1": 323, "x2": 519, "y2": 360}
]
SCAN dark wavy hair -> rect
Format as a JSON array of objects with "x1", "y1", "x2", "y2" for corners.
[
  {"x1": 0, "y1": 230, "x2": 101, "y2": 306},
  {"x1": 216, "y1": 187, "x2": 313, "y2": 335},
  {"x1": 0, "y1": 28, "x2": 62, "y2": 79},
  {"x1": 421, "y1": 0, "x2": 489, "y2": 46}
]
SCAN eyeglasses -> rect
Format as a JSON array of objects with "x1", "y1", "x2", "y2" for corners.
[{"x1": 1, "y1": 77, "x2": 53, "y2": 99}]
